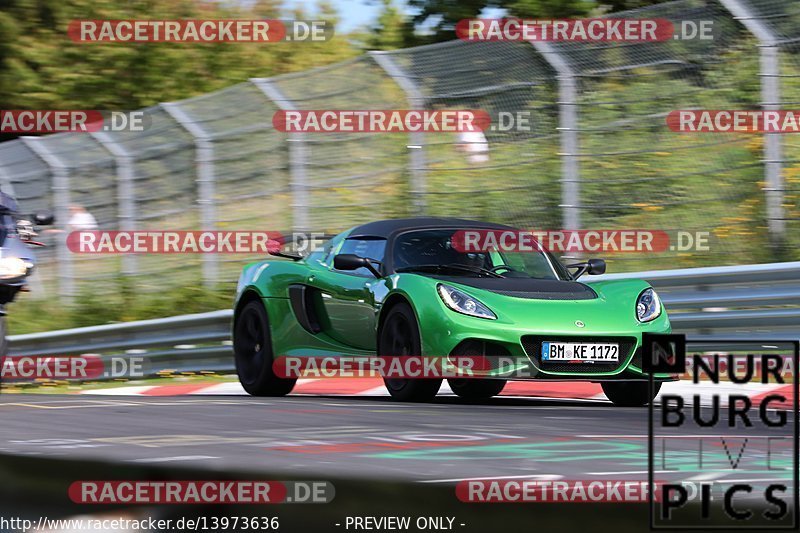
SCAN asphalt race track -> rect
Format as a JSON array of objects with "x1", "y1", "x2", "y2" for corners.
[{"x1": 0, "y1": 392, "x2": 793, "y2": 487}]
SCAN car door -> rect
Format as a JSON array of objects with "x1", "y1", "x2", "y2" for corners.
[{"x1": 309, "y1": 237, "x2": 386, "y2": 351}]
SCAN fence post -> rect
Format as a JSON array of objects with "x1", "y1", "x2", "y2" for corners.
[
  {"x1": 90, "y1": 132, "x2": 137, "y2": 277},
  {"x1": 530, "y1": 42, "x2": 580, "y2": 234},
  {"x1": 719, "y1": 0, "x2": 785, "y2": 252},
  {"x1": 161, "y1": 102, "x2": 219, "y2": 287},
  {"x1": 20, "y1": 137, "x2": 74, "y2": 302},
  {"x1": 760, "y1": 45, "x2": 785, "y2": 251},
  {"x1": 251, "y1": 78, "x2": 310, "y2": 234},
  {"x1": 370, "y1": 51, "x2": 427, "y2": 216}
]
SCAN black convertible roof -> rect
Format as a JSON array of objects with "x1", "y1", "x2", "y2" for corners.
[{"x1": 348, "y1": 217, "x2": 515, "y2": 240}]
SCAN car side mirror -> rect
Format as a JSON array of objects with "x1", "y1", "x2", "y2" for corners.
[
  {"x1": 33, "y1": 212, "x2": 55, "y2": 226},
  {"x1": 567, "y1": 258, "x2": 606, "y2": 279},
  {"x1": 586, "y1": 258, "x2": 606, "y2": 275},
  {"x1": 333, "y1": 254, "x2": 381, "y2": 277}
]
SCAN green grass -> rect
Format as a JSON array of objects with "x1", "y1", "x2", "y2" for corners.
[{"x1": 7, "y1": 281, "x2": 235, "y2": 335}]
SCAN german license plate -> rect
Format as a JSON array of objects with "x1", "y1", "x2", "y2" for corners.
[{"x1": 541, "y1": 342, "x2": 619, "y2": 362}]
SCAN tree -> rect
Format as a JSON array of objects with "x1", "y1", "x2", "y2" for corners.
[
  {"x1": 407, "y1": 0, "x2": 489, "y2": 44},
  {"x1": 0, "y1": 0, "x2": 358, "y2": 114},
  {"x1": 406, "y1": 0, "x2": 670, "y2": 42},
  {"x1": 367, "y1": 0, "x2": 409, "y2": 50},
  {"x1": 507, "y1": 0, "x2": 594, "y2": 18}
]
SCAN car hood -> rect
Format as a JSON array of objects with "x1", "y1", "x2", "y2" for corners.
[
  {"x1": 389, "y1": 273, "x2": 668, "y2": 333},
  {"x1": 430, "y1": 276, "x2": 597, "y2": 300}
]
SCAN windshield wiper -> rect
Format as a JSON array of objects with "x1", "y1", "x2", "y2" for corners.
[{"x1": 395, "y1": 264, "x2": 504, "y2": 278}]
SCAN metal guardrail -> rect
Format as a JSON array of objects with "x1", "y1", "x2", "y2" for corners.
[
  {"x1": 8, "y1": 310, "x2": 234, "y2": 377},
  {"x1": 590, "y1": 261, "x2": 800, "y2": 339},
  {"x1": 7, "y1": 262, "x2": 800, "y2": 378}
]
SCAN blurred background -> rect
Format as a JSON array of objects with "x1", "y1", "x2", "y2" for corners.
[{"x1": 0, "y1": 0, "x2": 798, "y2": 333}]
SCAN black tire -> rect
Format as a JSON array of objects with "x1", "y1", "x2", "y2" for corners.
[
  {"x1": 234, "y1": 300, "x2": 296, "y2": 396},
  {"x1": 602, "y1": 381, "x2": 662, "y2": 407},
  {"x1": 379, "y1": 303, "x2": 441, "y2": 402},
  {"x1": 448, "y1": 378, "x2": 506, "y2": 399}
]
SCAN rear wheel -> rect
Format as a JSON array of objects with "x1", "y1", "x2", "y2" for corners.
[
  {"x1": 448, "y1": 378, "x2": 506, "y2": 399},
  {"x1": 379, "y1": 303, "x2": 441, "y2": 402},
  {"x1": 234, "y1": 300, "x2": 296, "y2": 396},
  {"x1": 602, "y1": 381, "x2": 661, "y2": 407}
]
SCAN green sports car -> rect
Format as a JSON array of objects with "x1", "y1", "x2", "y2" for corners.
[{"x1": 232, "y1": 218, "x2": 673, "y2": 405}]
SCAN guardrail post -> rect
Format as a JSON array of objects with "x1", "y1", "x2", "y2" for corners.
[
  {"x1": 161, "y1": 102, "x2": 219, "y2": 287},
  {"x1": 530, "y1": 42, "x2": 580, "y2": 236},
  {"x1": 250, "y1": 78, "x2": 310, "y2": 234},
  {"x1": 90, "y1": 132, "x2": 137, "y2": 277},
  {"x1": 370, "y1": 51, "x2": 427, "y2": 216},
  {"x1": 719, "y1": 0, "x2": 785, "y2": 253},
  {"x1": 21, "y1": 137, "x2": 75, "y2": 302}
]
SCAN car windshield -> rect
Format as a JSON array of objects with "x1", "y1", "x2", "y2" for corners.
[{"x1": 392, "y1": 229, "x2": 571, "y2": 280}]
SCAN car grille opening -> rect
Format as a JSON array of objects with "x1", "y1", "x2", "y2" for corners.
[
  {"x1": 521, "y1": 335, "x2": 637, "y2": 374},
  {"x1": 630, "y1": 346, "x2": 643, "y2": 370},
  {"x1": 448, "y1": 340, "x2": 518, "y2": 374}
]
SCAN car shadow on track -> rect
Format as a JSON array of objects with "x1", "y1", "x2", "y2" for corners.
[{"x1": 262, "y1": 393, "x2": 621, "y2": 409}]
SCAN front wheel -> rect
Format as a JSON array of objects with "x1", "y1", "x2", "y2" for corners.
[
  {"x1": 602, "y1": 381, "x2": 662, "y2": 407},
  {"x1": 379, "y1": 303, "x2": 441, "y2": 402},
  {"x1": 234, "y1": 300, "x2": 296, "y2": 396}
]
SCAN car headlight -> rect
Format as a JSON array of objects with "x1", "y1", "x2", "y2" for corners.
[
  {"x1": 636, "y1": 287, "x2": 662, "y2": 322},
  {"x1": 0, "y1": 257, "x2": 29, "y2": 279},
  {"x1": 437, "y1": 284, "x2": 496, "y2": 320}
]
